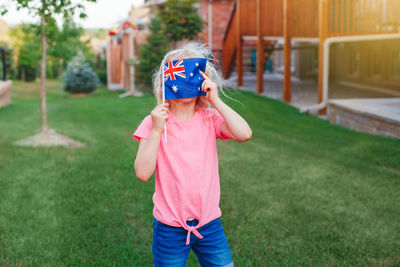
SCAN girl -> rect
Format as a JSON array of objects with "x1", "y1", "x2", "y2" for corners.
[{"x1": 133, "y1": 43, "x2": 252, "y2": 267}]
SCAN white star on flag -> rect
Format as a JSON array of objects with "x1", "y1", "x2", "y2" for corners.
[
  {"x1": 195, "y1": 62, "x2": 199, "y2": 66},
  {"x1": 190, "y1": 73, "x2": 193, "y2": 76},
  {"x1": 198, "y1": 87, "x2": 200, "y2": 91},
  {"x1": 172, "y1": 85, "x2": 178, "y2": 93}
]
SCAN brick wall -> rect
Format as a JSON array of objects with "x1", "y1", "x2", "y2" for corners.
[{"x1": 328, "y1": 104, "x2": 400, "y2": 139}]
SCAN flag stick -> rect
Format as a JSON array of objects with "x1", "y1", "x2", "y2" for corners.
[{"x1": 162, "y1": 67, "x2": 167, "y2": 144}]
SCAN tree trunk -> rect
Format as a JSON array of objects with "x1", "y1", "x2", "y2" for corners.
[{"x1": 40, "y1": 0, "x2": 49, "y2": 133}]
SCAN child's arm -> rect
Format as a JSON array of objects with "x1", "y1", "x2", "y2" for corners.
[
  {"x1": 134, "y1": 130, "x2": 162, "y2": 182},
  {"x1": 200, "y1": 71, "x2": 252, "y2": 142},
  {"x1": 212, "y1": 98, "x2": 252, "y2": 142},
  {"x1": 134, "y1": 103, "x2": 169, "y2": 182}
]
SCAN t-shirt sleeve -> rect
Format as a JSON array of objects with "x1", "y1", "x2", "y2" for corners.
[
  {"x1": 132, "y1": 115, "x2": 153, "y2": 142},
  {"x1": 211, "y1": 109, "x2": 230, "y2": 141}
]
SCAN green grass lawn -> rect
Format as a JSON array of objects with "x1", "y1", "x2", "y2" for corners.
[{"x1": 0, "y1": 79, "x2": 399, "y2": 266}]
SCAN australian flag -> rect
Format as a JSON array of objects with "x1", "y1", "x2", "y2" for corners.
[{"x1": 163, "y1": 58, "x2": 207, "y2": 100}]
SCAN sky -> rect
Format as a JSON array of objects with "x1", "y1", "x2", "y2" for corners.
[{"x1": 1, "y1": 0, "x2": 145, "y2": 29}]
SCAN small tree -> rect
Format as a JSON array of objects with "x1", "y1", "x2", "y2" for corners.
[
  {"x1": 159, "y1": 0, "x2": 204, "y2": 45},
  {"x1": 1, "y1": 0, "x2": 95, "y2": 147},
  {"x1": 64, "y1": 51, "x2": 99, "y2": 94}
]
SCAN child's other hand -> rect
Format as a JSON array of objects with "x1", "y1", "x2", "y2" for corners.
[
  {"x1": 200, "y1": 71, "x2": 219, "y2": 105},
  {"x1": 151, "y1": 103, "x2": 169, "y2": 133}
]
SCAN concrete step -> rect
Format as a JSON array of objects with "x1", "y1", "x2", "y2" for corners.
[{"x1": 328, "y1": 98, "x2": 400, "y2": 138}]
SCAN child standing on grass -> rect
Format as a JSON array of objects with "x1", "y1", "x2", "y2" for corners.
[{"x1": 133, "y1": 43, "x2": 252, "y2": 267}]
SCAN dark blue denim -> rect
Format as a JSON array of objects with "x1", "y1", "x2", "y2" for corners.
[{"x1": 152, "y1": 217, "x2": 234, "y2": 267}]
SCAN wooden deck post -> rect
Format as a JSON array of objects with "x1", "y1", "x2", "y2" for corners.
[
  {"x1": 318, "y1": 0, "x2": 328, "y2": 114},
  {"x1": 256, "y1": 0, "x2": 263, "y2": 94},
  {"x1": 283, "y1": 0, "x2": 291, "y2": 102},
  {"x1": 236, "y1": 0, "x2": 243, "y2": 86}
]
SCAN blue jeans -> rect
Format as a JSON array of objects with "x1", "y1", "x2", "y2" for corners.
[{"x1": 152, "y1": 217, "x2": 234, "y2": 267}]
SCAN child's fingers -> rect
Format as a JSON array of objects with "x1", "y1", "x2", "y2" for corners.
[
  {"x1": 202, "y1": 80, "x2": 211, "y2": 93},
  {"x1": 158, "y1": 103, "x2": 169, "y2": 109},
  {"x1": 201, "y1": 80, "x2": 207, "y2": 92},
  {"x1": 154, "y1": 103, "x2": 169, "y2": 114},
  {"x1": 199, "y1": 70, "x2": 208, "y2": 80}
]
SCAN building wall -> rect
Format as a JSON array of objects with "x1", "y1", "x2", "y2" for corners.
[{"x1": 199, "y1": 0, "x2": 235, "y2": 60}]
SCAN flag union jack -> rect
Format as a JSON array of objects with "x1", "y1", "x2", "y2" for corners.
[{"x1": 164, "y1": 59, "x2": 186, "y2": 81}]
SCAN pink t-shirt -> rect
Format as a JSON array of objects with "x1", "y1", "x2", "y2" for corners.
[{"x1": 133, "y1": 107, "x2": 229, "y2": 245}]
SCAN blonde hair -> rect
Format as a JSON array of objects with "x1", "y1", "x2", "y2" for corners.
[{"x1": 152, "y1": 42, "x2": 238, "y2": 137}]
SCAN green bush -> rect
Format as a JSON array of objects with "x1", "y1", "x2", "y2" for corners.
[
  {"x1": 64, "y1": 51, "x2": 99, "y2": 94},
  {"x1": 17, "y1": 65, "x2": 37, "y2": 82},
  {"x1": 17, "y1": 44, "x2": 40, "y2": 82},
  {"x1": 46, "y1": 57, "x2": 63, "y2": 79},
  {"x1": 96, "y1": 70, "x2": 107, "y2": 85}
]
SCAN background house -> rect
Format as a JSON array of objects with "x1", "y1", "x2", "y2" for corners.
[
  {"x1": 106, "y1": 5, "x2": 151, "y2": 95},
  {"x1": 219, "y1": 0, "x2": 399, "y2": 138},
  {"x1": 105, "y1": 0, "x2": 400, "y2": 137}
]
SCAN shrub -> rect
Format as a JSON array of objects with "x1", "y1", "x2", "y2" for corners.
[
  {"x1": 17, "y1": 65, "x2": 37, "y2": 82},
  {"x1": 64, "y1": 51, "x2": 99, "y2": 94},
  {"x1": 17, "y1": 44, "x2": 40, "y2": 82}
]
